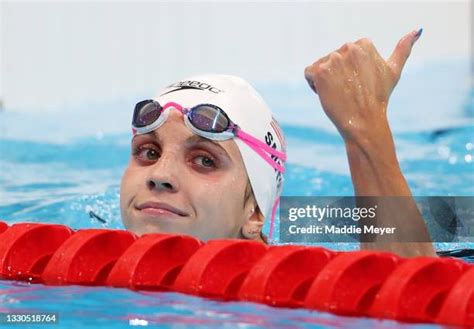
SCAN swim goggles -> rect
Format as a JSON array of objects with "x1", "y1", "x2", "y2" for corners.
[{"x1": 132, "y1": 100, "x2": 287, "y2": 173}]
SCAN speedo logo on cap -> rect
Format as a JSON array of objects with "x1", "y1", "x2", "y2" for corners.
[{"x1": 161, "y1": 80, "x2": 224, "y2": 96}]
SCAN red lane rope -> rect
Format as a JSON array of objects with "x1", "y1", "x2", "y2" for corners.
[{"x1": 0, "y1": 221, "x2": 472, "y2": 326}]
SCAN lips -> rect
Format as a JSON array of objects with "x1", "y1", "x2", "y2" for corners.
[{"x1": 135, "y1": 201, "x2": 188, "y2": 217}]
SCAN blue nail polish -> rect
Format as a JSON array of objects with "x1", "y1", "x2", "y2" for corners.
[{"x1": 415, "y1": 28, "x2": 423, "y2": 38}]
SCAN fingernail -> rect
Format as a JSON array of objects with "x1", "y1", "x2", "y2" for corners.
[{"x1": 414, "y1": 28, "x2": 423, "y2": 40}]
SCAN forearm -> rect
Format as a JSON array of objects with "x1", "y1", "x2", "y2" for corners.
[
  {"x1": 344, "y1": 119, "x2": 436, "y2": 257},
  {"x1": 345, "y1": 120, "x2": 409, "y2": 196}
]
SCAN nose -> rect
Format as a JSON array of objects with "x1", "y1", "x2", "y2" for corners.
[{"x1": 146, "y1": 149, "x2": 180, "y2": 193}]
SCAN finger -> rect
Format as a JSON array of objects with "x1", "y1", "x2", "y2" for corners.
[
  {"x1": 336, "y1": 42, "x2": 351, "y2": 55},
  {"x1": 304, "y1": 66, "x2": 318, "y2": 94},
  {"x1": 313, "y1": 53, "x2": 330, "y2": 67},
  {"x1": 304, "y1": 51, "x2": 334, "y2": 94},
  {"x1": 387, "y1": 28, "x2": 423, "y2": 79},
  {"x1": 354, "y1": 38, "x2": 384, "y2": 61}
]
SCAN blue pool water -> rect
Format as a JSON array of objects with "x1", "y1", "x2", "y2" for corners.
[{"x1": 0, "y1": 60, "x2": 473, "y2": 328}]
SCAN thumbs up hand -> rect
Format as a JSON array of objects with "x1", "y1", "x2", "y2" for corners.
[
  {"x1": 304, "y1": 29, "x2": 422, "y2": 143},
  {"x1": 304, "y1": 30, "x2": 437, "y2": 257}
]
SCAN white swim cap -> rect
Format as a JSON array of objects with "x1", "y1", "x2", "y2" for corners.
[{"x1": 153, "y1": 74, "x2": 286, "y2": 236}]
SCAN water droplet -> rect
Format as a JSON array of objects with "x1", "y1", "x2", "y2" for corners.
[
  {"x1": 466, "y1": 142, "x2": 473, "y2": 151},
  {"x1": 464, "y1": 154, "x2": 472, "y2": 163},
  {"x1": 438, "y1": 146, "x2": 450, "y2": 158},
  {"x1": 448, "y1": 156, "x2": 457, "y2": 165},
  {"x1": 129, "y1": 318, "x2": 149, "y2": 326}
]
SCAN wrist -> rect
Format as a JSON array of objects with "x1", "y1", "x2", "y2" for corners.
[
  {"x1": 344, "y1": 133, "x2": 400, "y2": 174},
  {"x1": 343, "y1": 116, "x2": 394, "y2": 155},
  {"x1": 343, "y1": 118, "x2": 406, "y2": 195}
]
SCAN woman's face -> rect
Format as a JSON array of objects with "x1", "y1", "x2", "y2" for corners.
[{"x1": 120, "y1": 109, "x2": 256, "y2": 241}]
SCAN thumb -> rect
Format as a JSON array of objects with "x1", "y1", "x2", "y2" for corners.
[{"x1": 388, "y1": 28, "x2": 423, "y2": 79}]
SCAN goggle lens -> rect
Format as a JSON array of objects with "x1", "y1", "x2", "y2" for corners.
[
  {"x1": 133, "y1": 100, "x2": 162, "y2": 127},
  {"x1": 189, "y1": 105, "x2": 230, "y2": 133}
]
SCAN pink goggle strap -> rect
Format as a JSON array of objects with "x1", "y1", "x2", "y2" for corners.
[
  {"x1": 236, "y1": 129, "x2": 286, "y2": 173},
  {"x1": 162, "y1": 102, "x2": 184, "y2": 111},
  {"x1": 237, "y1": 130, "x2": 285, "y2": 241},
  {"x1": 268, "y1": 196, "x2": 280, "y2": 241}
]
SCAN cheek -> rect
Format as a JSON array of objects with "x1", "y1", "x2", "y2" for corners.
[
  {"x1": 120, "y1": 165, "x2": 140, "y2": 212},
  {"x1": 192, "y1": 175, "x2": 247, "y2": 221}
]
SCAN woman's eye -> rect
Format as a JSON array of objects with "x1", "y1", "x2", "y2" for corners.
[
  {"x1": 194, "y1": 155, "x2": 216, "y2": 168},
  {"x1": 133, "y1": 146, "x2": 160, "y2": 162},
  {"x1": 144, "y1": 149, "x2": 159, "y2": 160}
]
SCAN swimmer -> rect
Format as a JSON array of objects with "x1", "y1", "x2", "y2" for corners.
[
  {"x1": 120, "y1": 75, "x2": 283, "y2": 244},
  {"x1": 120, "y1": 29, "x2": 436, "y2": 257}
]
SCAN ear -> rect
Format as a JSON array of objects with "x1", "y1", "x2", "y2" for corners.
[{"x1": 241, "y1": 207, "x2": 265, "y2": 242}]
